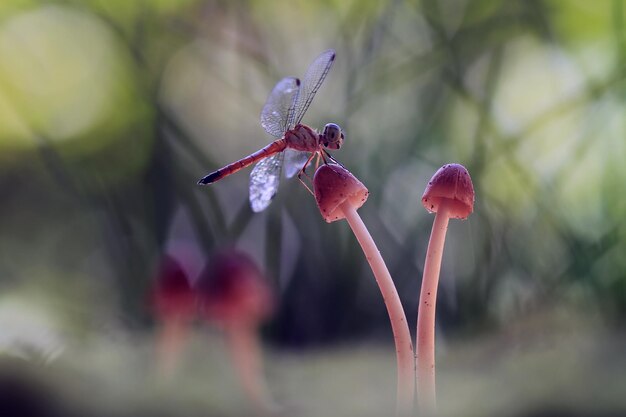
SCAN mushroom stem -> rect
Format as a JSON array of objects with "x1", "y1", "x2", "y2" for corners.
[
  {"x1": 340, "y1": 200, "x2": 415, "y2": 415},
  {"x1": 156, "y1": 316, "x2": 188, "y2": 379},
  {"x1": 416, "y1": 203, "x2": 451, "y2": 412},
  {"x1": 224, "y1": 322, "x2": 274, "y2": 414}
]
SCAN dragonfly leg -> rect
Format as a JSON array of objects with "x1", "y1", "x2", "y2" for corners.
[
  {"x1": 297, "y1": 174, "x2": 315, "y2": 196},
  {"x1": 314, "y1": 152, "x2": 321, "y2": 171},
  {"x1": 296, "y1": 152, "x2": 317, "y2": 196},
  {"x1": 323, "y1": 150, "x2": 345, "y2": 168},
  {"x1": 320, "y1": 150, "x2": 329, "y2": 164}
]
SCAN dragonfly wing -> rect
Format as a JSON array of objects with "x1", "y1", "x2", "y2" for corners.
[
  {"x1": 283, "y1": 149, "x2": 311, "y2": 178},
  {"x1": 249, "y1": 153, "x2": 283, "y2": 212},
  {"x1": 290, "y1": 49, "x2": 336, "y2": 127},
  {"x1": 260, "y1": 77, "x2": 300, "y2": 138}
]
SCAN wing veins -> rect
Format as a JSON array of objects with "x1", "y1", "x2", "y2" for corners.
[
  {"x1": 285, "y1": 79, "x2": 300, "y2": 132},
  {"x1": 294, "y1": 60, "x2": 333, "y2": 125}
]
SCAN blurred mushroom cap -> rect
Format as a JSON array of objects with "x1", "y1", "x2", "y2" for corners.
[
  {"x1": 197, "y1": 249, "x2": 274, "y2": 326},
  {"x1": 313, "y1": 164, "x2": 369, "y2": 223},
  {"x1": 421, "y1": 163, "x2": 474, "y2": 219},
  {"x1": 152, "y1": 255, "x2": 196, "y2": 319}
]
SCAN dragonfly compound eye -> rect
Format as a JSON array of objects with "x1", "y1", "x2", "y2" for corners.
[{"x1": 323, "y1": 123, "x2": 343, "y2": 149}]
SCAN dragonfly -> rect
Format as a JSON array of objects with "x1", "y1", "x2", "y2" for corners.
[{"x1": 197, "y1": 49, "x2": 344, "y2": 212}]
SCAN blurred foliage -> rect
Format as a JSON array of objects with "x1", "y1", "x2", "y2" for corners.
[{"x1": 1, "y1": 0, "x2": 626, "y2": 415}]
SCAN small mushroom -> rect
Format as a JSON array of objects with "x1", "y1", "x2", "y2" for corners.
[
  {"x1": 313, "y1": 163, "x2": 369, "y2": 222},
  {"x1": 314, "y1": 164, "x2": 414, "y2": 415},
  {"x1": 416, "y1": 163, "x2": 475, "y2": 412},
  {"x1": 151, "y1": 255, "x2": 196, "y2": 379},
  {"x1": 197, "y1": 249, "x2": 275, "y2": 413}
]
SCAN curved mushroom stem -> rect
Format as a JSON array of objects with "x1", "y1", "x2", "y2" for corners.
[
  {"x1": 224, "y1": 321, "x2": 275, "y2": 414},
  {"x1": 416, "y1": 203, "x2": 451, "y2": 413},
  {"x1": 340, "y1": 200, "x2": 415, "y2": 415}
]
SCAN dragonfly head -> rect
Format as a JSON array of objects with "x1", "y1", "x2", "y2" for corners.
[{"x1": 322, "y1": 123, "x2": 344, "y2": 150}]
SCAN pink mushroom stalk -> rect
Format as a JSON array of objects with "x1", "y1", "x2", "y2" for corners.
[
  {"x1": 197, "y1": 249, "x2": 276, "y2": 414},
  {"x1": 151, "y1": 256, "x2": 197, "y2": 379},
  {"x1": 416, "y1": 163, "x2": 474, "y2": 412},
  {"x1": 313, "y1": 163, "x2": 414, "y2": 415}
]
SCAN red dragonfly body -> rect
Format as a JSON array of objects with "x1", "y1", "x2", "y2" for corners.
[{"x1": 199, "y1": 124, "x2": 322, "y2": 184}]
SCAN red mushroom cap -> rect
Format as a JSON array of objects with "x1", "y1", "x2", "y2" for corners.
[
  {"x1": 421, "y1": 163, "x2": 474, "y2": 219},
  {"x1": 313, "y1": 164, "x2": 369, "y2": 223},
  {"x1": 152, "y1": 255, "x2": 196, "y2": 319},
  {"x1": 196, "y1": 249, "x2": 274, "y2": 326}
]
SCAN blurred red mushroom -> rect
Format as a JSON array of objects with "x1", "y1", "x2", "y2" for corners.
[
  {"x1": 151, "y1": 255, "x2": 196, "y2": 379},
  {"x1": 196, "y1": 249, "x2": 275, "y2": 413}
]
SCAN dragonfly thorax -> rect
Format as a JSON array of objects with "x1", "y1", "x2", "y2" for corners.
[{"x1": 284, "y1": 124, "x2": 322, "y2": 152}]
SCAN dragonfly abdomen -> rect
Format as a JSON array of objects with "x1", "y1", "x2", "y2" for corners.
[{"x1": 198, "y1": 139, "x2": 287, "y2": 184}]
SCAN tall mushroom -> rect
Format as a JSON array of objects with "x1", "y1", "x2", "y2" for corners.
[
  {"x1": 196, "y1": 249, "x2": 275, "y2": 413},
  {"x1": 416, "y1": 163, "x2": 474, "y2": 412},
  {"x1": 313, "y1": 163, "x2": 414, "y2": 415}
]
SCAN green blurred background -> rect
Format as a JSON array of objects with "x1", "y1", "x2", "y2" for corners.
[{"x1": 1, "y1": 0, "x2": 626, "y2": 416}]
